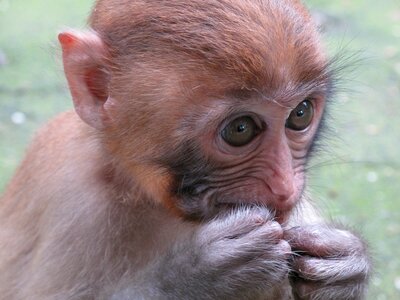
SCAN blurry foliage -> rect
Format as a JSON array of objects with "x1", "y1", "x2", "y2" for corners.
[{"x1": 0, "y1": 0, "x2": 399, "y2": 298}]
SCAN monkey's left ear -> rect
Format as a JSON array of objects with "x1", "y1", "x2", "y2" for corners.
[{"x1": 59, "y1": 30, "x2": 111, "y2": 130}]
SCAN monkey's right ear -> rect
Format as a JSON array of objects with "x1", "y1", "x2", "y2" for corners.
[{"x1": 59, "y1": 30, "x2": 111, "y2": 130}]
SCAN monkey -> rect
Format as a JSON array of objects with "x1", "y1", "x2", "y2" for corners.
[{"x1": 0, "y1": 0, "x2": 370, "y2": 299}]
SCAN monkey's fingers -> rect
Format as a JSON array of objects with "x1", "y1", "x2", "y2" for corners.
[
  {"x1": 290, "y1": 277, "x2": 366, "y2": 300},
  {"x1": 290, "y1": 255, "x2": 369, "y2": 283},
  {"x1": 203, "y1": 219, "x2": 288, "y2": 260},
  {"x1": 199, "y1": 206, "x2": 273, "y2": 242},
  {"x1": 284, "y1": 225, "x2": 364, "y2": 257}
]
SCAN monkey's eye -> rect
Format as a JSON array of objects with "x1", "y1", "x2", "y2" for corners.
[
  {"x1": 221, "y1": 116, "x2": 260, "y2": 147},
  {"x1": 285, "y1": 100, "x2": 314, "y2": 131}
]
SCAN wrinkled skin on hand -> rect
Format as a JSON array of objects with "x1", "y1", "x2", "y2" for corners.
[{"x1": 284, "y1": 225, "x2": 370, "y2": 300}]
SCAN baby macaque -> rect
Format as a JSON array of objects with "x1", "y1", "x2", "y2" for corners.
[{"x1": 0, "y1": 0, "x2": 370, "y2": 299}]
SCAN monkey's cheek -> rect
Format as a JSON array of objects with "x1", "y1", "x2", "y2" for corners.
[
  {"x1": 162, "y1": 194, "x2": 214, "y2": 221},
  {"x1": 127, "y1": 164, "x2": 177, "y2": 207}
]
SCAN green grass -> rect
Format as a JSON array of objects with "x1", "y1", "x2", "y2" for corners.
[
  {"x1": 0, "y1": 0, "x2": 92, "y2": 187},
  {"x1": 0, "y1": 0, "x2": 399, "y2": 298},
  {"x1": 306, "y1": 1, "x2": 400, "y2": 298}
]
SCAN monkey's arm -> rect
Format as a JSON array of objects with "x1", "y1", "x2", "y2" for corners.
[{"x1": 285, "y1": 202, "x2": 370, "y2": 300}]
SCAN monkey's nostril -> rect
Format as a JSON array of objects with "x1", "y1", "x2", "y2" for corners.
[
  {"x1": 276, "y1": 195, "x2": 291, "y2": 202},
  {"x1": 268, "y1": 181, "x2": 295, "y2": 202}
]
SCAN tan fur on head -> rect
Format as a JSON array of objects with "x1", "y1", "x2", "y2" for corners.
[
  {"x1": 83, "y1": 0, "x2": 331, "y2": 216},
  {"x1": 90, "y1": 0, "x2": 325, "y2": 89}
]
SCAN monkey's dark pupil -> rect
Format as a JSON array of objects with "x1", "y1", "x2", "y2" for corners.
[
  {"x1": 296, "y1": 109, "x2": 305, "y2": 117},
  {"x1": 237, "y1": 124, "x2": 246, "y2": 133}
]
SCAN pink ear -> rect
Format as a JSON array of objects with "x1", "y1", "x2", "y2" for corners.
[
  {"x1": 59, "y1": 30, "x2": 111, "y2": 130},
  {"x1": 58, "y1": 32, "x2": 77, "y2": 50}
]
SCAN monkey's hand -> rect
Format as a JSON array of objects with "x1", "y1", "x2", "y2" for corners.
[
  {"x1": 284, "y1": 225, "x2": 370, "y2": 300},
  {"x1": 156, "y1": 208, "x2": 292, "y2": 299}
]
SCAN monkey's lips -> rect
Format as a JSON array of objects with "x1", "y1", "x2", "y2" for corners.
[{"x1": 212, "y1": 185, "x2": 298, "y2": 224}]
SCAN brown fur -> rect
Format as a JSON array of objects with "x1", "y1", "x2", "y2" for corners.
[
  {"x1": 87, "y1": 0, "x2": 331, "y2": 215},
  {"x1": 0, "y1": 1, "x2": 369, "y2": 299},
  {"x1": 90, "y1": 0, "x2": 324, "y2": 87}
]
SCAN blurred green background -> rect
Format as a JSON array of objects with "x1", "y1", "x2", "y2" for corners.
[{"x1": 0, "y1": 0, "x2": 399, "y2": 298}]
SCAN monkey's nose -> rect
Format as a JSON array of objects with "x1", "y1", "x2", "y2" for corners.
[{"x1": 267, "y1": 174, "x2": 295, "y2": 202}]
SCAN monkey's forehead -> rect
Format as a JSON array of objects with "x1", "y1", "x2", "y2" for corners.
[{"x1": 91, "y1": 0, "x2": 326, "y2": 88}]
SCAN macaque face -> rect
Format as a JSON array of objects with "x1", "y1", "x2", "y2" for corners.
[
  {"x1": 156, "y1": 76, "x2": 328, "y2": 223},
  {"x1": 90, "y1": 0, "x2": 331, "y2": 223}
]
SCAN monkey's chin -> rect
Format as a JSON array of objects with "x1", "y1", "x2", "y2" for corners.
[
  {"x1": 273, "y1": 202, "x2": 298, "y2": 224},
  {"x1": 274, "y1": 210, "x2": 290, "y2": 225}
]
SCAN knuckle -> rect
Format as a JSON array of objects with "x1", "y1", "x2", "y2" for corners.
[
  {"x1": 277, "y1": 240, "x2": 291, "y2": 255},
  {"x1": 262, "y1": 221, "x2": 284, "y2": 239}
]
